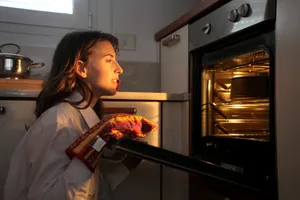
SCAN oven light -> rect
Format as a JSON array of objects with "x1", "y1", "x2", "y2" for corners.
[
  {"x1": 233, "y1": 75, "x2": 244, "y2": 78},
  {"x1": 231, "y1": 104, "x2": 245, "y2": 109},
  {"x1": 205, "y1": 73, "x2": 210, "y2": 80},
  {"x1": 208, "y1": 79, "x2": 211, "y2": 91},
  {"x1": 224, "y1": 83, "x2": 231, "y2": 88},
  {"x1": 233, "y1": 58, "x2": 243, "y2": 64}
]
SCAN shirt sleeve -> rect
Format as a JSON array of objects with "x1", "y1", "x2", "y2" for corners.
[{"x1": 27, "y1": 121, "x2": 95, "y2": 200}]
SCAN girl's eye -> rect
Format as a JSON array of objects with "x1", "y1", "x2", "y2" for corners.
[{"x1": 106, "y1": 59, "x2": 113, "y2": 63}]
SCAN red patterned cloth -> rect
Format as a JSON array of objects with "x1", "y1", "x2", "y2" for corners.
[{"x1": 65, "y1": 113, "x2": 158, "y2": 172}]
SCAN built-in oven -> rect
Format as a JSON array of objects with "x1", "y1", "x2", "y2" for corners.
[{"x1": 189, "y1": 0, "x2": 277, "y2": 195}]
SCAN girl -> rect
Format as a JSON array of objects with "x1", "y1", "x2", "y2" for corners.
[{"x1": 4, "y1": 31, "x2": 140, "y2": 200}]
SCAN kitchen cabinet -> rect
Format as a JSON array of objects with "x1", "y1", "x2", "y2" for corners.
[
  {"x1": 161, "y1": 101, "x2": 190, "y2": 200},
  {"x1": 104, "y1": 100, "x2": 193, "y2": 200},
  {"x1": 0, "y1": 96, "x2": 193, "y2": 200},
  {"x1": 159, "y1": 19, "x2": 190, "y2": 198},
  {"x1": 103, "y1": 101, "x2": 161, "y2": 147},
  {"x1": 160, "y1": 25, "x2": 189, "y2": 93},
  {"x1": 160, "y1": 24, "x2": 190, "y2": 200},
  {"x1": 276, "y1": 1, "x2": 300, "y2": 200},
  {"x1": 103, "y1": 101, "x2": 161, "y2": 200},
  {"x1": 0, "y1": 99, "x2": 162, "y2": 200},
  {"x1": 0, "y1": 100, "x2": 36, "y2": 199}
]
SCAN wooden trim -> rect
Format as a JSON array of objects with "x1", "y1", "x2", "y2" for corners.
[{"x1": 0, "y1": 78, "x2": 44, "y2": 90}]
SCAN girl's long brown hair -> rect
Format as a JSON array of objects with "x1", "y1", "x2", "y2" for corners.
[{"x1": 35, "y1": 31, "x2": 119, "y2": 119}]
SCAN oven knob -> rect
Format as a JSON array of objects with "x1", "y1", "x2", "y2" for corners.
[
  {"x1": 228, "y1": 9, "x2": 238, "y2": 22},
  {"x1": 238, "y1": 3, "x2": 251, "y2": 17},
  {"x1": 0, "y1": 106, "x2": 5, "y2": 115},
  {"x1": 202, "y1": 23, "x2": 212, "y2": 35}
]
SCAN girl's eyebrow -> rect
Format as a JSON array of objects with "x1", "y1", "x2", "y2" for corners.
[{"x1": 102, "y1": 54, "x2": 115, "y2": 58}]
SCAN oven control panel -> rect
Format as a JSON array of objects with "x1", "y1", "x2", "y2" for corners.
[
  {"x1": 189, "y1": 0, "x2": 276, "y2": 51},
  {"x1": 228, "y1": 3, "x2": 252, "y2": 22}
]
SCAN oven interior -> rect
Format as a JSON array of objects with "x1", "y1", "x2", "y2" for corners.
[{"x1": 201, "y1": 49, "x2": 270, "y2": 142}]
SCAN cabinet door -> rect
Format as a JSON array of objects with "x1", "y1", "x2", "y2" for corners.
[
  {"x1": 103, "y1": 101, "x2": 161, "y2": 200},
  {"x1": 162, "y1": 102, "x2": 190, "y2": 200},
  {"x1": 0, "y1": 100, "x2": 36, "y2": 198},
  {"x1": 160, "y1": 25, "x2": 189, "y2": 93}
]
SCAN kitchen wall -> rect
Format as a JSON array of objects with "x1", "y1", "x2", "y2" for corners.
[
  {"x1": 7, "y1": 45, "x2": 160, "y2": 92},
  {"x1": 0, "y1": 0, "x2": 198, "y2": 92},
  {"x1": 110, "y1": 0, "x2": 197, "y2": 63},
  {"x1": 118, "y1": 61, "x2": 160, "y2": 92}
]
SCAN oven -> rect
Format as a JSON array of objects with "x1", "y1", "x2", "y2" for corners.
[{"x1": 189, "y1": 0, "x2": 277, "y2": 194}]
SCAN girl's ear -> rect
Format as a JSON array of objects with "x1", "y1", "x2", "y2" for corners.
[{"x1": 75, "y1": 60, "x2": 88, "y2": 78}]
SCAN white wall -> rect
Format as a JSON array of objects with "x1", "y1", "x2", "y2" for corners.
[
  {"x1": 110, "y1": 0, "x2": 198, "y2": 62},
  {"x1": 0, "y1": 0, "x2": 198, "y2": 64},
  {"x1": 0, "y1": 0, "x2": 197, "y2": 91}
]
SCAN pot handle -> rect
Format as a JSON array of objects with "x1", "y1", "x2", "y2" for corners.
[
  {"x1": 28, "y1": 62, "x2": 45, "y2": 69},
  {"x1": 0, "y1": 43, "x2": 21, "y2": 54}
]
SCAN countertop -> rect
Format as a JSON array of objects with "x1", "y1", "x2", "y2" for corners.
[
  {"x1": 103, "y1": 91, "x2": 190, "y2": 101},
  {"x1": 0, "y1": 77, "x2": 189, "y2": 102},
  {"x1": 154, "y1": 0, "x2": 230, "y2": 41},
  {"x1": 0, "y1": 89, "x2": 190, "y2": 101}
]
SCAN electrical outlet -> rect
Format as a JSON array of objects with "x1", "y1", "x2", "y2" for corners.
[{"x1": 114, "y1": 33, "x2": 136, "y2": 51}]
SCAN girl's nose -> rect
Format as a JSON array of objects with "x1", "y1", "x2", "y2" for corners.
[{"x1": 115, "y1": 62, "x2": 123, "y2": 74}]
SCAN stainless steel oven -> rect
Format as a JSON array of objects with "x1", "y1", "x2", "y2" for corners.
[{"x1": 189, "y1": 0, "x2": 277, "y2": 194}]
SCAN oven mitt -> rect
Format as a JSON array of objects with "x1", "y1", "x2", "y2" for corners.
[{"x1": 65, "y1": 113, "x2": 158, "y2": 172}]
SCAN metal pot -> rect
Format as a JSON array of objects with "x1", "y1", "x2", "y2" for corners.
[{"x1": 0, "y1": 43, "x2": 44, "y2": 79}]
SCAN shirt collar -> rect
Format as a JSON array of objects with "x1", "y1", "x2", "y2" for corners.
[{"x1": 66, "y1": 92, "x2": 100, "y2": 128}]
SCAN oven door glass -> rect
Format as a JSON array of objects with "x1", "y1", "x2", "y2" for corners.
[{"x1": 201, "y1": 49, "x2": 270, "y2": 141}]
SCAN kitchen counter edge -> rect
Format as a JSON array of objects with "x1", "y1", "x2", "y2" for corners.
[{"x1": 0, "y1": 90, "x2": 190, "y2": 102}]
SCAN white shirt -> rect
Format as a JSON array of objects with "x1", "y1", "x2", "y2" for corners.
[{"x1": 3, "y1": 93, "x2": 130, "y2": 200}]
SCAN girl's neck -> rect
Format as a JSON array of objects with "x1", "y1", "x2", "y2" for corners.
[{"x1": 90, "y1": 94, "x2": 99, "y2": 108}]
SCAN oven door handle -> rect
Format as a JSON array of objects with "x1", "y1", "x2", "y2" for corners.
[{"x1": 103, "y1": 107, "x2": 137, "y2": 114}]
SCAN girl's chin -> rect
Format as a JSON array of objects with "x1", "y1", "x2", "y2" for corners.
[
  {"x1": 106, "y1": 89, "x2": 117, "y2": 96},
  {"x1": 96, "y1": 89, "x2": 117, "y2": 97}
]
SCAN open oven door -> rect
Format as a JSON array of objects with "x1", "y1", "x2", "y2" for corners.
[{"x1": 110, "y1": 138, "x2": 272, "y2": 197}]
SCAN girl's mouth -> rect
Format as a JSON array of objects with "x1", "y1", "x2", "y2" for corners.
[
  {"x1": 112, "y1": 79, "x2": 120, "y2": 90},
  {"x1": 116, "y1": 79, "x2": 120, "y2": 90}
]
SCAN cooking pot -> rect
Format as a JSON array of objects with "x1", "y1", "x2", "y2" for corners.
[
  {"x1": 230, "y1": 75, "x2": 269, "y2": 100},
  {"x1": 0, "y1": 43, "x2": 44, "y2": 79}
]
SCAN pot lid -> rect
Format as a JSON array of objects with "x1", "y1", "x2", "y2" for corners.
[
  {"x1": 0, "y1": 52, "x2": 23, "y2": 56},
  {"x1": 0, "y1": 52, "x2": 27, "y2": 56},
  {"x1": 0, "y1": 52, "x2": 32, "y2": 61},
  {"x1": 0, "y1": 43, "x2": 32, "y2": 61}
]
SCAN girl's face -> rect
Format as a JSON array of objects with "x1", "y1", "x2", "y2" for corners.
[{"x1": 80, "y1": 41, "x2": 123, "y2": 97}]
